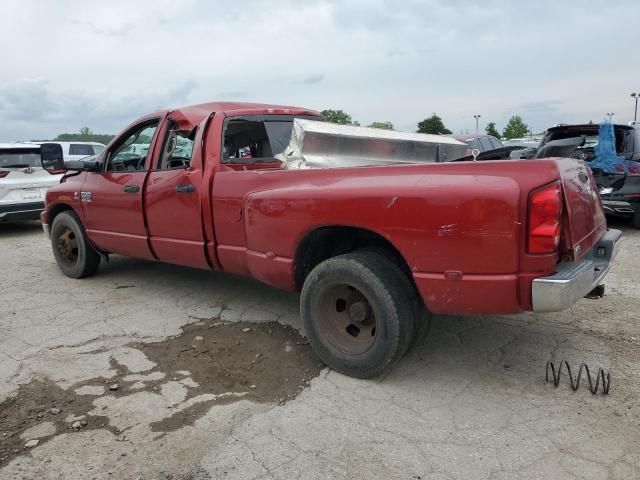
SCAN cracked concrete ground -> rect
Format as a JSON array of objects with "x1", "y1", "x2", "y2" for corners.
[{"x1": 1, "y1": 220, "x2": 639, "y2": 479}]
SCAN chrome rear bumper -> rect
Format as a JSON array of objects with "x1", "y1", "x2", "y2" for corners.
[{"x1": 532, "y1": 229, "x2": 622, "y2": 312}]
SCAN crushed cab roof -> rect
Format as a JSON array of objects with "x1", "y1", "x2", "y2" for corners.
[{"x1": 153, "y1": 101, "x2": 322, "y2": 131}]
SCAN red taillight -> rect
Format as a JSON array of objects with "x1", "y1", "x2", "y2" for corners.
[
  {"x1": 527, "y1": 182, "x2": 562, "y2": 255},
  {"x1": 0, "y1": 170, "x2": 9, "y2": 178}
]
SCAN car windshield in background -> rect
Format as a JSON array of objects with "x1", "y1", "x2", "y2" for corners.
[
  {"x1": 0, "y1": 149, "x2": 41, "y2": 168},
  {"x1": 464, "y1": 138, "x2": 480, "y2": 149}
]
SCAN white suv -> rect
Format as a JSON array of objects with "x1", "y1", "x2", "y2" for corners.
[{"x1": 0, "y1": 143, "x2": 64, "y2": 222}]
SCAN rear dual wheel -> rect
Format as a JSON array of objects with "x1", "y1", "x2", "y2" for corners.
[{"x1": 301, "y1": 251, "x2": 428, "y2": 378}]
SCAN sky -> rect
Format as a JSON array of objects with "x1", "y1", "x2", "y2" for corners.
[{"x1": 1, "y1": 0, "x2": 639, "y2": 141}]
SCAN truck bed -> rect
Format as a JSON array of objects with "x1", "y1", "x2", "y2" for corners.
[{"x1": 212, "y1": 157, "x2": 603, "y2": 314}]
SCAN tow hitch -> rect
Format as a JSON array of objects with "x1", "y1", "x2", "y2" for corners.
[{"x1": 585, "y1": 284, "x2": 605, "y2": 299}]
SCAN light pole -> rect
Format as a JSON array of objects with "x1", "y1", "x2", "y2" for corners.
[
  {"x1": 606, "y1": 112, "x2": 614, "y2": 122},
  {"x1": 473, "y1": 114, "x2": 481, "y2": 137},
  {"x1": 632, "y1": 93, "x2": 639, "y2": 123}
]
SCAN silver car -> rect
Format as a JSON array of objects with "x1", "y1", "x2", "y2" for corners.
[{"x1": 0, "y1": 143, "x2": 63, "y2": 222}]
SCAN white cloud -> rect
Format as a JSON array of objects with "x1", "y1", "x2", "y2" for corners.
[{"x1": 1, "y1": 0, "x2": 639, "y2": 140}]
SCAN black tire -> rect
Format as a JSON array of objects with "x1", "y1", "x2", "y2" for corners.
[
  {"x1": 411, "y1": 300, "x2": 432, "y2": 347},
  {"x1": 356, "y1": 246, "x2": 432, "y2": 347},
  {"x1": 300, "y1": 251, "x2": 417, "y2": 378},
  {"x1": 50, "y1": 211, "x2": 101, "y2": 278},
  {"x1": 633, "y1": 212, "x2": 640, "y2": 229}
]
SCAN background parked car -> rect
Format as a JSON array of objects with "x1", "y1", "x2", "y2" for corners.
[
  {"x1": 446, "y1": 134, "x2": 530, "y2": 161},
  {"x1": 32, "y1": 141, "x2": 106, "y2": 162},
  {"x1": 0, "y1": 143, "x2": 63, "y2": 222},
  {"x1": 536, "y1": 123, "x2": 640, "y2": 227}
]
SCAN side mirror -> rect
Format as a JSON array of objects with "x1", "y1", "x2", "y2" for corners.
[
  {"x1": 67, "y1": 155, "x2": 101, "y2": 172},
  {"x1": 40, "y1": 143, "x2": 65, "y2": 172}
]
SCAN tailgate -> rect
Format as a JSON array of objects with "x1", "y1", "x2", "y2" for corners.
[{"x1": 555, "y1": 158, "x2": 607, "y2": 260}]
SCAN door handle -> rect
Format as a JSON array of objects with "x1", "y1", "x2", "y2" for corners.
[
  {"x1": 123, "y1": 184, "x2": 140, "y2": 193},
  {"x1": 175, "y1": 184, "x2": 195, "y2": 193}
]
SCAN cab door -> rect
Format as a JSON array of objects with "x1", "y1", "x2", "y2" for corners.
[
  {"x1": 82, "y1": 120, "x2": 160, "y2": 260},
  {"x1": 143, "y1": 116, "x2": 210, "y2": 269}
]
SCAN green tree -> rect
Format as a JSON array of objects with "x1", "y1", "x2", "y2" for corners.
[
  {"x1": 417, "y1": 114, "x2": 452, "y2": 135},
  {"x1": 321, "y1": 109, "x2": 356, "y2": 125},
  {"x1": 368, "y1": 121, "x2": 394, "y2": 130},
  {"x1": 54, "y1": 127, "x2": 115, "y2": 145},
  {"x1": 502, "y1": 115, "x2": 529, "y2": 139},
  {"x1": 79, "y1": 127, "x2": 93, "y2": 137},
  {"x1": 485, "y1": 122, "x2": 501, "y2": 139}
]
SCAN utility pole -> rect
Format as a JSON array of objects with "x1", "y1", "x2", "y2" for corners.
[
  {"x1": 606, "y1": 112, "x2": 615, "y2": 122},
  {"x1": 473, "y1": 114, "x2": 481, "y2": 137},
  {"x1": 632, "y1": 93, "x2": 639, "y2": 123}
]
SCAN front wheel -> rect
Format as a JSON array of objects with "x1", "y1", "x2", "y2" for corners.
[
  {"x1": 300, "y1": 251, "x2": 417, "y2": 378},
  {"x1": 50, "y1": 211, "x2": 101, "y2": 278}
]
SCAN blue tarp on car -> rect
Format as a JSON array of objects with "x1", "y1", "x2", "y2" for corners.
[{"x1": 589, "y1": 122, "x2": 640, "y2": 173}]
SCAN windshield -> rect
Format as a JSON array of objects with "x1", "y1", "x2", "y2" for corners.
[{"x1": 0, "y1": 148, "x2": 41, "y2": 168}]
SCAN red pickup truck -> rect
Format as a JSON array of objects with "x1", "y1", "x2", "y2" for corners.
[{"x1": 39, "y1": 102, "x2": 621, "y2": 378}]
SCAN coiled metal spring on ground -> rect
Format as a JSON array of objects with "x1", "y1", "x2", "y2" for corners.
[{"x1": 545, "y1": 360, "x2": 611, "y2": 395}]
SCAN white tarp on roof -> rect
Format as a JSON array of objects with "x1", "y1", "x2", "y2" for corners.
[{"x1": 277, "y1": 119, "x2": 468, "y2": 169}]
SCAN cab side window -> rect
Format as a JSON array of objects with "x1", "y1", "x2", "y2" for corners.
[
  {"x1": 105, "y1": 121, "x2": 159, "y2": 172},
  {"x1": 222, "y1": 119, "x2": 294, "y2": 164},
  {"x1": 156, "y1": 122, "x2": 196, "y2": 170}
]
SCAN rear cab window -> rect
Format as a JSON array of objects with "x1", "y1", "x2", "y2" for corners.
[{"x1": 221, "y1": 115, "x2": 321, "y2": 164}]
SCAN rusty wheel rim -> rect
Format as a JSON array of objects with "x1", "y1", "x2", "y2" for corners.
[
  {"x1": 56, "y1": 227, "x2": 79, "y2": 265},
  {"x1": 316, "y1": 284, "x2": 377, "y2": 355}
]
